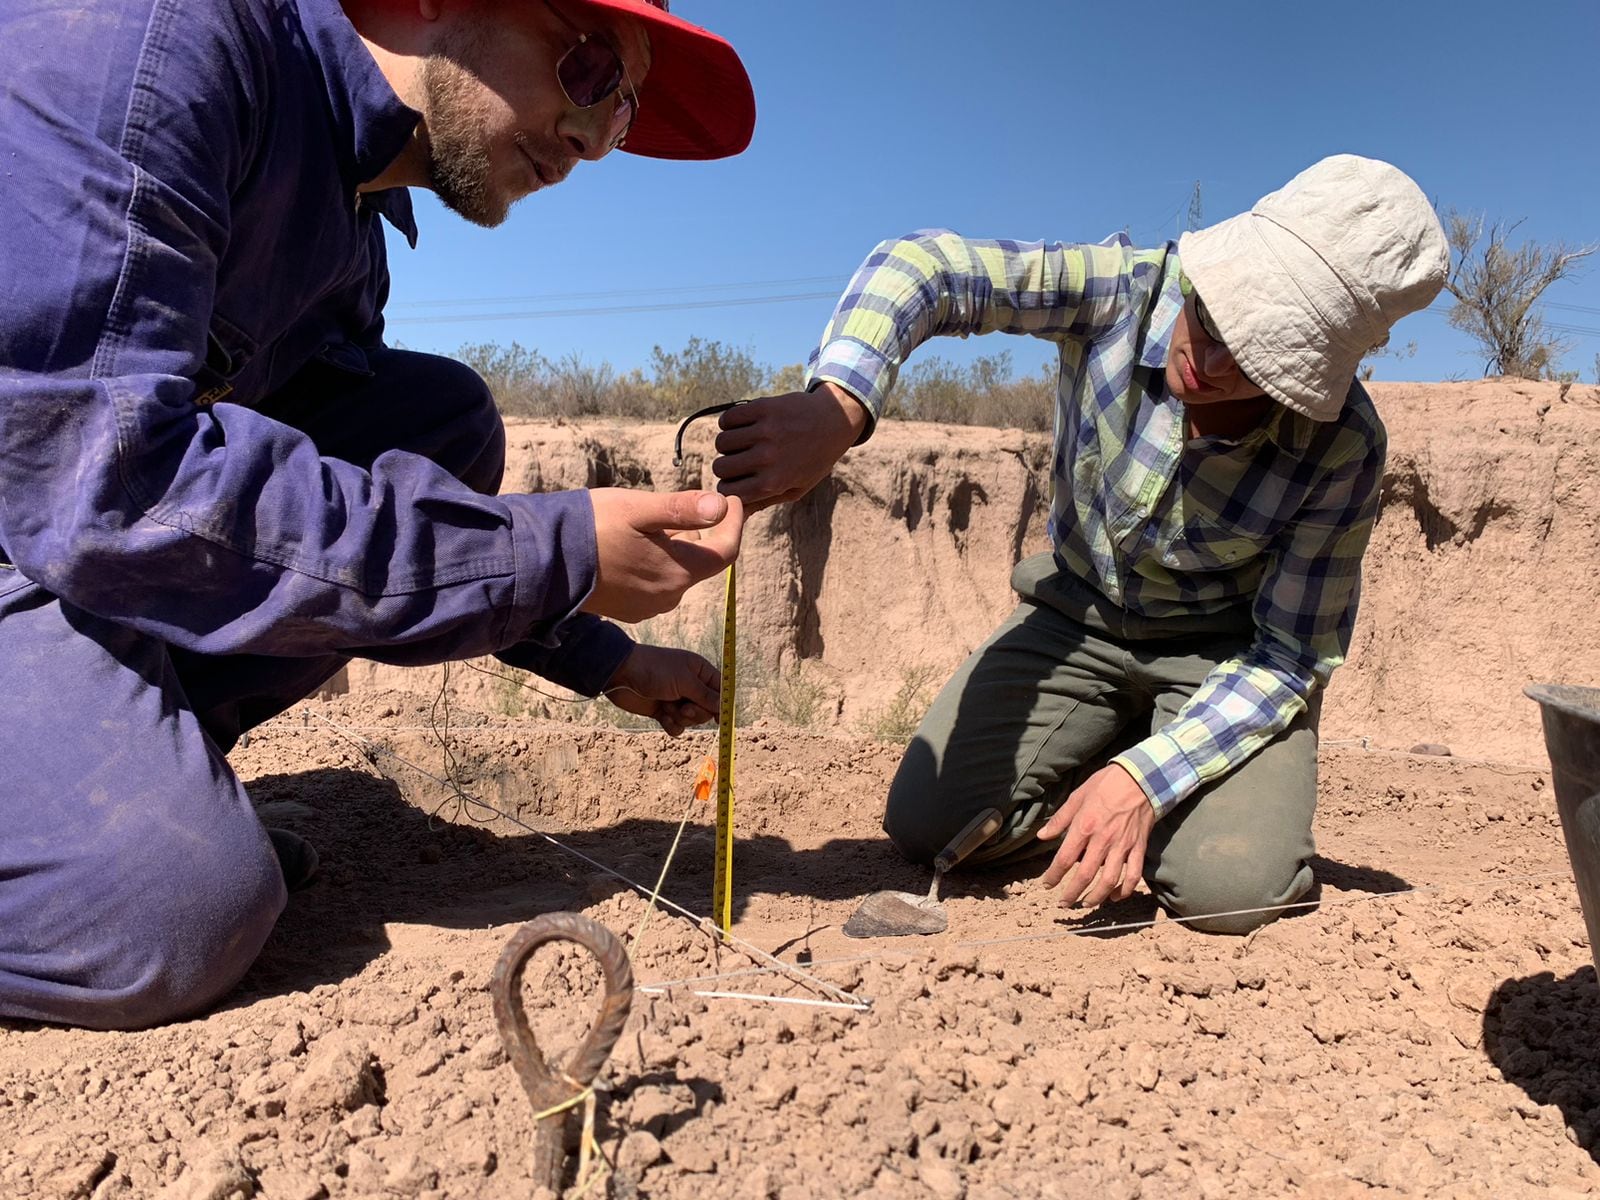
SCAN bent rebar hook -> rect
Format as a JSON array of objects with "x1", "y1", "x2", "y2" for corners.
[
  {"x1": 490, "y1": 912, "x2": 634, "y2": 1192},
  {"x1": 672, "y1": 399, "x2": 747, "y2": 467}
]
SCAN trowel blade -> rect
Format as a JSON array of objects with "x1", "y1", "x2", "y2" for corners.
[{"x1": 842, "y1": 890, "x2": 949, "y2": 938}]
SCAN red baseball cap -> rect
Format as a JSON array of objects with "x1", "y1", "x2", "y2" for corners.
[{"x1": 574, "y1": 0, "x2": 755, "y2": 160}]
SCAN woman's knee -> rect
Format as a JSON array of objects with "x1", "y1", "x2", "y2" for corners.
[
  {"x1": 1152, "y1": 855, "x2": 1316, "y2": 936},
  {"x1": 883, "y1": 736, "x2": 946, "y2": 864}
]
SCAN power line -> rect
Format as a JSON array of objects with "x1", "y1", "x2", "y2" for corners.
[
  {"x1": 1409, "y1": 304, "x2": 1600, "y2": 340},
  {"x1": 388, "y1": 274, "x2": 850, "y2": 310},
  {"x1": 385, "y1": 290, "x2": 843, "y2": 326},
  {"x1": 380, "y1": 269, "x2": 1600, "y2": 340}
]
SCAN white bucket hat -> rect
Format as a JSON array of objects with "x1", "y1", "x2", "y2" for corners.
[{"x1": 1176, "y1": 154, "x2": 1449, "y2": 421}]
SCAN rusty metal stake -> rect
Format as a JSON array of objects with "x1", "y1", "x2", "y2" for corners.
[{"x1": 491, "y1": 912, "x2": 635, "y2": 1193}]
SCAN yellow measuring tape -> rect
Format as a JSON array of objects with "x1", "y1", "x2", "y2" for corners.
[
  {"x1": 667, "y1": 399, "x2": 748, "y2": 935},
  {"x1": 711, "y1": 564, "x2": 737, "y2": 932}
]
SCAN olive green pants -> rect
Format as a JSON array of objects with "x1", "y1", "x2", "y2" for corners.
[{"x1": 883, "y1": 553, "x2": 1319, "y2": 934}]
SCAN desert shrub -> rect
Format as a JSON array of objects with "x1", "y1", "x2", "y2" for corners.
[
  {"x1": 460, "y1": 337, "x2": 1056, "y2": 431},
  {"x1": 1442, "y1": 209, "x2": 1596, "y2": 380},
  {"x1": 860, "y1": 664, "x2": 941, "y2": 744},
  {"x1": 887, "y1": 351, "x2": 1055, "y2": 431},
  {"x1": 649, "y1": 337, "x2": 769, "y2": 415},
  {"x1": 762, "y1": 663, "x2": 832, "y2": 729}
]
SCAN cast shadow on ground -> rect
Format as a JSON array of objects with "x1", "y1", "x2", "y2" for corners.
[
  {"x1": 236, "y1": 766, "x2": 1419, "y2": 1008},
  {"x1": 1485, "y1": 966, "x2": 1600, "y2": 1163},
  {"x1": 237, "y1": 766, "x2": 921, "y2": 1007}
]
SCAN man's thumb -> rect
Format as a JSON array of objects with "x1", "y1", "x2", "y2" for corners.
[{"x1": 638, "y1": 489, "x2": 729, "y2": 532}]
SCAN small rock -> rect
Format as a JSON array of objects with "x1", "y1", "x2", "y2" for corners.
[
  {"x1": 267, "y1": 1023, "x2": 305, "y2": 1060},
  {"x1": 158, "y1": 1145, "x2": 254, "y2": 1200},
  {"x1": 990, "y1": 1083, "x2": 1042, "y2": 1130},
  {"x1": 253, "y1": 1166, "x2": 324, "y2": 1200},
  {"x1": 408, "y1": 1046, "x2": 448, "y2": 1079},
  {"x1": 750, "y1": 1077, "x2": 795, "y2": 1110},
  {"x1": 916, "y1": 1159, "x2": 966, "y2": 1200},
  {"x1": 935, "y1": 949, "x2": 980, "y2": 979},
  {"x1": 794, "y1": 1082, "x2": 831, "y2": 1115},
  {"x1": 669, "y1": 1142, "x2": 718, "y2": 1173},
  {"x1": 342, "y1": 1105, "x2": 382, "y2": 1140},
  {"x1": 961, "y1": 1055, "x2": 1008, "y2": 1090},
  {"x1": 618, "y1": 1130, "x2": 664, "y2": 1176},
  {"x1": 1051, "y1": 981, "x2": 1090, "y2": 1019},
  {"x1": 1410, "y1": 743, "x2": 1453, "y2": 757},
  {"x1": 1126, "y1": 1044, "x2": 1160, "y2": 1091},
  {"x1": 1192, "y1": 1004, "x2": 1229, "y2": 1038},
  {"x1": 464, "y1": 1035, "x2": 506, "y2": 1071},
  {"x1": 629, "y1": 1088, "x2": 679, "y2": 1134},
  {"x1": 454, "y1": 1138, "x2": 497, "y2": 1176},
  {"x1": 1059, "y1": 1065, "x2": 1094, "y2": 1106},
  {"x1": 285, "y1": 1037, "x2": 377, "y2": 1115}
]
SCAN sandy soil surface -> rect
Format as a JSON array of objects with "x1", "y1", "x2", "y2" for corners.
[
  {"x1": 5, "y1": 381, "x2": 1600, "y2": 1198},
  {"x1": 3, "y1": 686, "x2": 1596, "y2": 1199}
]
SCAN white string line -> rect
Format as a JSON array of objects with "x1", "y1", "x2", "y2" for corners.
[
  {"x1": 638, "y1": 868, "x2": 1579, "y2": 990},
  {"x1": 954, "y1": 867, "x2": 1579, "y2": 949},
  {"x1": 635, "y1": 988, "x2": 870, "y2": 1012},
  {"x1": 294, "y1": 708, "x2": 1566, "y2": 995},
  {"x1": 638, "y1": 954, "x2": 914, "y2": 991},
  {"x1": 303, "y1": 710, "x2": 868, "y2": 1010}
]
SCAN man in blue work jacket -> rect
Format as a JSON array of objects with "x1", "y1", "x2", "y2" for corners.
[{"x1": 0, "y1": 0, "x2": 756, "y2": 1029}]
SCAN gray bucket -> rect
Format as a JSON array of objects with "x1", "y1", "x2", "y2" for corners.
[{"x1": 1527, "y1": 683, "x2": 1600, "y2": 975}]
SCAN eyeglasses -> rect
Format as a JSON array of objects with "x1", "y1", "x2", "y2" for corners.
[
  {"x1": 1194, "y1": 294, "x2": 1226, "y2": 346},
  {"x1": 1192, "y1": 292, "x2": 1263, "y2": 389},
  {"x1": 544, "y1": 0, "x2": 641, "y2": 153}
]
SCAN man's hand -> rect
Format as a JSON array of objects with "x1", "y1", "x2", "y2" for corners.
[
  {"x1": 1037, "y1": 764, "x2": 1157, "y2": 909},
  {"x1": 583, "y1": 489, "x2": 745, "y2": 623},
  {"x1": 711, "y1": 382, "x2": 868, "y2": 511},
  {"x1": 605, "y1": 644, "x2": 720, "y2": 737}
]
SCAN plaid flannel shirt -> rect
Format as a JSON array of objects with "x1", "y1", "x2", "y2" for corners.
[{"x1": 806, "y1": 230, "x2": 1384, "y2": 815}]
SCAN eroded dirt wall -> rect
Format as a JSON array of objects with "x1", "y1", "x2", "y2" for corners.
[{"x1": 344, "y1": 381, "x2": 1600, "y2": 765}]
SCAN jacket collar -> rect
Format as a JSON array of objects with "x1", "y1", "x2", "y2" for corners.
[{"x1": 295, "y1": 0, "x2": 422, "y2": 246}]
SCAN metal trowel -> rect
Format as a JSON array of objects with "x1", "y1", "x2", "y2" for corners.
[{"x1": 843, "y1": 808, "x2": 1004, "y2": 938}]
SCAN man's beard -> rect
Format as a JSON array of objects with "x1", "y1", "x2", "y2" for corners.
[{"x1": 418, "y1": 29, "x2": 509, "y2": 228}]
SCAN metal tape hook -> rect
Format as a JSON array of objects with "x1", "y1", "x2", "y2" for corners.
[{"x1": 672, "y1": 399, "x2": 748, "y2": 467}]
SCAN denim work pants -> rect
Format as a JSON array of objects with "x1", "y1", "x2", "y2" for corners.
[
  {"x1": 884, "y1": 553, "x2": 1320, "y2": 935},
  {"x1": 0, "y1": 349, "x2": 505, "y2": 1029}
]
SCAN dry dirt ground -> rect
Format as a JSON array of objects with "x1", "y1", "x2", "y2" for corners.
[{"x1": 5, "y1": 381, "x2": 1600, "y2": 1198}]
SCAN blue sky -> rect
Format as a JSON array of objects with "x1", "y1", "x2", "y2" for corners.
[{"x1": 383, "y1": 0, "x2": 1600, "y2": 389}]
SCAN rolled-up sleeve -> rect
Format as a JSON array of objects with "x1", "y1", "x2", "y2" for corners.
[{"x1": 806, "y1": 230, "x2": 1133, "y2": 425}]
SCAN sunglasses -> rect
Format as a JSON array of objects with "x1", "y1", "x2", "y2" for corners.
[{"x1": 545, "y1": 0, "x2": 642, "y2": 153}]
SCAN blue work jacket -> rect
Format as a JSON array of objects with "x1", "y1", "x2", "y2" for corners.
[{"x1": 0, "y1": 0, "x2": 628, "y2": 691}]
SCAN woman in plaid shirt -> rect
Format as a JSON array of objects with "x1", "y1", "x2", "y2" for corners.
[{"x1": 713, "y1": 156, "x2": 1448, "y2": 934}]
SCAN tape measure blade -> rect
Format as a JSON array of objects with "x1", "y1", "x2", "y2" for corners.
[{"x1": 712, "y1": 564, "x2": 737, "y2": 932}]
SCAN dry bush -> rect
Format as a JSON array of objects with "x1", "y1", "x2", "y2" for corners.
[
  {"x1": 460, "y1": 337, "x2": 1056, "y2": 431},
  {"x1": 859, "y1": 664, "x2": 941, "y2": 744},
  {"x1": 1443, "y1": 209, "x2": 1596, "y2": 380},
  {"x1": 762, "y1": 663, "x2": 833, "y2": 730},
  {"x1": 886, "y1": 351, "x2": 1054, "y2": 431}
]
